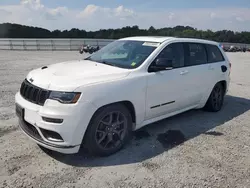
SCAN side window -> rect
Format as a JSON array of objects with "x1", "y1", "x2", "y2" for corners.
[
  {"x1": 185, "y1": 43, "x2": 207, "y2": 66},
  {"x1": 156, "y1": 43, "x2": 185, "y2": 68},
  {"x1": 206, "y1": 44, "x2": 225, "y2": 63}
]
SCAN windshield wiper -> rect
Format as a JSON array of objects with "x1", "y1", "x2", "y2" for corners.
[
  {"x1": 84, "y1": 57, "x2": 92, "y2": 61},
  {"x1": 99, "y1": 61, "x2": 118, "y2": 67},
  {"x1": 84, "y1": 57, "x2": 100, "y2": 63},
  {"x1": 84, "y1": 58, "x2": 119, "y2": 68}
]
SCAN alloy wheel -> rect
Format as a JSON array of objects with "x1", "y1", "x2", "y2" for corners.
[
  {"x1": 95, "y1": 111, "x2": 127, "y2": 150},
  {"x1": 211, "y1": 85, "x2": 223, "y2": 111}
]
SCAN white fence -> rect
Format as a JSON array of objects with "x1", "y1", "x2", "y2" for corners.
[
  {"x1": 0, "y1": 38, "x2": 114, "y2": 51},
  {"x1": 0, "y1": 38, "x2": 249, "y2": 51},
  {"x1": 222, "y1": 42, "x2": 250, "y2": 48}
]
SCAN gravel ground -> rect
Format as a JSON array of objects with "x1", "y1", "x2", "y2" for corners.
[{"x1": 0, "y1": 51, "x2": 250, "y2": 188}]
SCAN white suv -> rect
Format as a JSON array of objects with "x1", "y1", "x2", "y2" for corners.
[{"x1": 15, "y1": 37, "x2": 231, "y2": 156}]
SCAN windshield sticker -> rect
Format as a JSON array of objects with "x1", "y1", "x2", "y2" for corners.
[
  {"x1": 131, "y1": 62, "x2": 137, "y2": 66},
  {"x1": 142, "y1": 42, "x2": 160, "y2": 47}
]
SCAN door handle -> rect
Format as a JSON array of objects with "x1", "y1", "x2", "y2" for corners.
[{"x1": 180, "y1": 70, "x2": 189, "y2": 75}]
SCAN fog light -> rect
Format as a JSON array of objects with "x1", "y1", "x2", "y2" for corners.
[
  {"x1": 40, "y1": 128, "x2": 63, "y2": 142},
  {"x1": 42, "y1": 117, "x2": 63, "y2": 124}
]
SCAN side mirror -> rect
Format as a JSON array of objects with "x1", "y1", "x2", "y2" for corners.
[{"x1": 149, "y1": 58, "x2": 173, "y2": 72}]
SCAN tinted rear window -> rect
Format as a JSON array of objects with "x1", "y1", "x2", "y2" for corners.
[{"x1": 206, "y1": 44, "x2": 225, "y2": 63}]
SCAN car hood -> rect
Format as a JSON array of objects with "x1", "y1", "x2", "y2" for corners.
[{"x1": 26, "y1": 60, "x2": 131, "y2": 91}]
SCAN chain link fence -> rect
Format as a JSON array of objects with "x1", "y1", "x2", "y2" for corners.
[
  {"x1": 0, "y1": 38, "x2": 249, "y2": 51},
  {"x1": 0, "y1": 38, "x2": 115, "y2": 51}
]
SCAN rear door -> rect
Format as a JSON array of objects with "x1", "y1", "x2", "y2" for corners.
[
  {"x1": 205, "y1": 44, "x2": 228, "y2": 89},
  {"x1": 181, "y1": 42, "x2": 210, "y2": 106}
]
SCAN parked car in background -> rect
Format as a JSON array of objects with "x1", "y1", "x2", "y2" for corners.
[
  {"x1": 15, "y1": 36, "x2": 231, "y2": 156},
  {"x1": 79, "y1": 44, "x2": 100, "y2": 54},
  {"x1": 226, "y1": 45, "x2": 248, "y2": 52},
  {"x1": 222, "y1": 46, "x2": 230, "y2": 52}
]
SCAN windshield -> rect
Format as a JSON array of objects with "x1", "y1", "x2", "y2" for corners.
[{"x1": 85, "y1": 40, "x2": 159, "y2": 69}]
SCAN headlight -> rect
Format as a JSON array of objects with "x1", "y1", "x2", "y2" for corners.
[{"x1": 49, "y1": 91, "x2": 81, "y2": 104}]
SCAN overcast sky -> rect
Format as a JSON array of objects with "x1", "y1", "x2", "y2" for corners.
[{"x1": 0, "y1": 0, "x2": 250, "y2": 31}]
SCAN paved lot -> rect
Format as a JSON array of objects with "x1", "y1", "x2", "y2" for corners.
[{"x1": 0, "y1": 51, "x2": 250, "y2": 188}]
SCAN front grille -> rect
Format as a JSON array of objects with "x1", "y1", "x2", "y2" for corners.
[{"x1": 20, "y1": 79, "x2": 50, "y2": 106}]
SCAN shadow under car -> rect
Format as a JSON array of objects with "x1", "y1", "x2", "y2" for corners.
[{"x1": 41, "y1": 95, "x2": 250, "y2": 167}]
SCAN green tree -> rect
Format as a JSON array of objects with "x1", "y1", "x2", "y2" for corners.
[{"x1": 1, "y1": 23, "x2": 250, "y2": 44}]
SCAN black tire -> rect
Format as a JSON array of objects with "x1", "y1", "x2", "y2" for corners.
[
  {"x1": 83, "y1": 104, "x2": 132, "y2": 156},
  {"x1": 204, "y1": 83, "x2": 225, "y2": 112}
]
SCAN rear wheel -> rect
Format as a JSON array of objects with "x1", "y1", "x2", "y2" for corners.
[
  {"x1": 204, "y1": 83, "x2": 225, "y2": 112},
  {"x1": 83, "y1": 104, "x2": 132, "y2": 156}
]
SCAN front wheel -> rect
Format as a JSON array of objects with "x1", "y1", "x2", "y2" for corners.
[
  {"x1": 83, "y1": 104, "x2": 132, "y2": 156},
  {"x1": 204, "y1": 83, "x2": 225, "y2": 112}
]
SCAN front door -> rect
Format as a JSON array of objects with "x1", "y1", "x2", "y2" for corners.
[{"x1": 145, "y1": 42, "x2": 191, "y2": 120}]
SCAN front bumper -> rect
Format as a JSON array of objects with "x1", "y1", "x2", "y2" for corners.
[
  {"x1": 19, "y1": 118, "x2": 80, "y2": 154},
  {"x1": 15, "y1": 92, "x2": 97, "y2": 154}
]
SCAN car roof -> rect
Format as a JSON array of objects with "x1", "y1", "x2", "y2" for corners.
[
  {"x1": 119, "y1": 36, "x2": 219, "y2": 45},
  {"x1": 119, "y1": 36, "x2": 175, "y2": 43}
]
